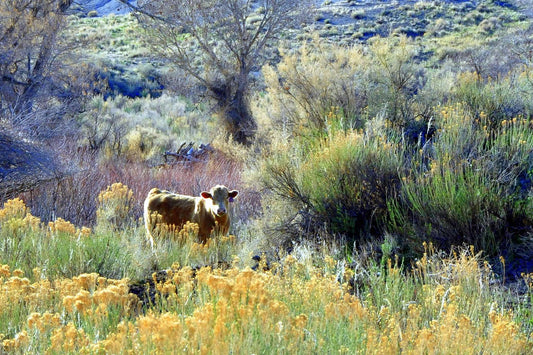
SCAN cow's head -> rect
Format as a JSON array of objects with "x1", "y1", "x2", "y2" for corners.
[{"x1": 201, "y1": 185, "x2": 238, "y2": 217}]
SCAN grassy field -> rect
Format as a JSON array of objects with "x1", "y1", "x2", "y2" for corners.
[{"x1": 0, "y1": 197, "x2": 532, "y2": 353}]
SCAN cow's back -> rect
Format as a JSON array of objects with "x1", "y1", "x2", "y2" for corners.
[{"x1": 145, "y1": 189, "x2": 197, "y2": 226}]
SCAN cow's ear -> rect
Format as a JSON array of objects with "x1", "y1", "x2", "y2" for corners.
[
  {"x1": 228, "y1": 190, "x2": 239, "y2": 202},
  {"x1": 201, "y1": 192, "x2": 212, "y2": 199}
]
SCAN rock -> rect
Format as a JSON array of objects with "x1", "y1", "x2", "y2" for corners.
[{"x1": 75, "y1": 0, "x2": 137, "y2": 17}]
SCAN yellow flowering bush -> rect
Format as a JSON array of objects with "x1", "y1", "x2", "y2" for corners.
[
  {"x1": 0, "y1": 199, "x2": 42, "y2": 240},
  {"x1": 1, "y1": 247, "x2": 532, "y2": 354},
  {"x1": 0, "y1": 198, "x2": 92, "y2": 243},
  {"x1": 96, "y1": 182, "x2": 135, "y2": 230},
  {"x1": 48, "y1": 217, "x2": 77, "y2": 237},
  {"x1": 0, "y1": 198, "x2": 28, "y2": 221}
]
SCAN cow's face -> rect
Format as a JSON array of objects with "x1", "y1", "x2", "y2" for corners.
[{"x1": 201, "y1": 185, "x2": 238, "y2": 217}]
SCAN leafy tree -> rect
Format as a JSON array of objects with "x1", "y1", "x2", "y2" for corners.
[{"x1": 122, "y1": 0, "x2": 312, "y2": 144}]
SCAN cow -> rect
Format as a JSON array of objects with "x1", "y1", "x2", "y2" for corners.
[{"x1": 143, "y1": 185, "x2": 238, "y2": 248}]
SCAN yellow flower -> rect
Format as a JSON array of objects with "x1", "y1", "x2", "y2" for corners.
[
  {"x1": 48, "y1": 218, "x2": 77, "y2": 236},
  {"x1": 27, "y1": 312, "x2": 41, "y2": 329},
  {"x1": 2, "y1": 330, "x2": 28, "y2": 351},
  {"x1": 50, "y1": 322, "x2": 89, "y2": 352},
  {"x1": 74, "y1": 273, "x2": 98, "y2": 291},
  {"x1": 0, "y1": 198, "x2": 27, "y2": 221},
  {"x1": 0, "y1": 264, "x2": 10, "y2": 277},
  {"x1": 291, "y1": 313, "x2": 308, "y2": 329},
  {"x1": 64, "y1": 290, "x2": 92, "y2": 314},
  {"x1": 78, "y1": 226, "x2": 92, "y2": 238},
  {"x1": 206, "y1": 274, "x2": 234, "y2": 299},
  {"x1": 63, "y1": 295, "x2": 75, "y2": 312},
  {"x1": 23, "y1": 214, "x2": 41, "y2": 230}
]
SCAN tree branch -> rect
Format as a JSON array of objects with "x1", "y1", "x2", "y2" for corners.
[{"x1": 2, "y1": 75, "x2": 30, "y2": 87}]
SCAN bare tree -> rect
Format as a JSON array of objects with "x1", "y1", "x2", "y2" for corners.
[
  {"x1": 122, "y1": 0, "x2": 313, "y2": 144},
  {"x1": 0, "y1": 0, "x2": 105, "y2": 140},
  {"x1": 0, "y1": 0, "x2": 72, "y2": 116}
]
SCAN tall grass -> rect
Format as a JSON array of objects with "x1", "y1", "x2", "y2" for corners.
[{"x1": 1, "y1": 195, "x2": 531, "y2": 354}]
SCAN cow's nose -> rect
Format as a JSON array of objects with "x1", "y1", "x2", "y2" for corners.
[{"x1": 217, "y1": 207, "x2": 226, "y2": 215}]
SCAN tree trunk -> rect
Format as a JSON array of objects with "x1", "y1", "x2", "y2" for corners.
[
  {"x1": 224, "y1": 87, "x2": 257, "y2": 145},
  {"x1": 209, "y1": 71, "x2": 256, "y2": 145}
]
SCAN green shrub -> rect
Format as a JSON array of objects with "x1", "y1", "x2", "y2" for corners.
[
  {"x1": 351, "y1": 10, "x2": 365, "y2": 20},
  {"x1": 258, "y1": 128, "x2": 403, "y2": 247},
  {"x1": 388, "y1": 104, "x2": 533, "y2": 257},
  {"x1": 260, "y1": 37, "x2": 369, "y2": 139},
  {"x1": 258, "y1": 35, "x2": 428, "y2": 146},
  {"x1": 365, "y1": 35, "x2": 423, "y2": 130},
  {"x1": 389, "y1": 164, "x2": 509, "y2": 255},
  {"x1": 300, "y1": 131, "x2": 402, "y2": 241},
  {"x1": 453, "y1": 72, "x2": 531, "y2": 128},
  {"x1": 478, "y1": 17, "x2": 500, "y2": 34}
]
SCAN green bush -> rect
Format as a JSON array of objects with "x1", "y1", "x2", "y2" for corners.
[
  {"x1": 387, "y1": 104, "x2": 533, "y2": 257},
  {"x1": 300, "y1": 131, "x2": 402, "y2": 241},
  {"x1": 258, "y1": 35, "x2": 426, "y2": 144},
  {"x1": 258, "y1": 128, "x2": 403, "y2": 247},
  {"x1": 260, "y1": 37, "x2": 369, "y2": 138},
  {"x1": 453, "y1": 71, "x2": 532, "y2": 129},
  {"x1": 389, "y1": 164, "x2": 509, "y2": 256},
  {"x1": 365, "y1": 35, "x2": 423, "y2": 130}
]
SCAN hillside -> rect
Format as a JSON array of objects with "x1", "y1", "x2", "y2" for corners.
[
  {"x1": 73, "y1": 0, "x2": 135, "y2": 16},
  {"x1": 67, "y1": 0, "x2": 532, "y2": 99}
]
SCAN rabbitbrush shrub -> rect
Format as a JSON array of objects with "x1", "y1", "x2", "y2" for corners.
[{"x1": 388, "y1": 104, "x2": 533, "y2": 256}]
